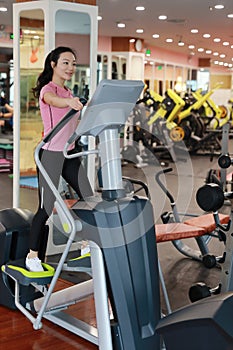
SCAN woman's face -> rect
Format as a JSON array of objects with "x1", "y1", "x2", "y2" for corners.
[{"x1": 52, "y1": 51, "x2": 77, "y2": 81}]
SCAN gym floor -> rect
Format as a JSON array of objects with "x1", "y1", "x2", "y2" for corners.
[{"x1": 0, "y1": 144, "x2": 232, "y2": 349}]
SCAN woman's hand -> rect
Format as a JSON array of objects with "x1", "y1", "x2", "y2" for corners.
[{"x1": 66, "y1": 97, "x2": 84, "y2": 111}]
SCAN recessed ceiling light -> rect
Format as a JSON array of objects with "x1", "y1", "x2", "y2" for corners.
[
  {"x1": 197, "y1": 48, "x2": 204, "y2": 52},
  {"x1": 191, "y1": 29, "x2": 198, "y2": 33},
  {"x1": 152, "y1": 34, "x2": 160, "y2": 39},
  {"x1": 158, "y1": 15, "x2": 167, "y2": 20},
  {"x1": 229, "y1": 64, "x2": 233, "y2": 67},
  {"x1": 213, "y1": 52, "x2": 219, "y2": 56},
  {"x1": 188, "y1": 45, "x2": 195, "y2": 49},
  {"x1": 136, "y1": 6, "x2": 145, "y2": 11},
  {"x1": 227, "y1": 13, "x2": 233, "y2": 18},
  {"x1": 223, "y1": 41, "x2": 229, "y2": 46},
  {"x1": 231, "y1": 45, "x2": 233, "y2": 49},
  {"x1": 97, "y1": 15, "x2": 102, "y2": 21},
  {"x1": 214, "y1": 4, "x2": 225, "y2": 10},
  {"x1": 129, "y1": 38, "x2": 135, "y2": 43},
  {"x1": 203, "y1": 34, "x2": 211, "y2": 38},
  {"x1": 220, "y1": 53, "x2": 226, "y2": 58},
  {"x1": 213, "y1": 38, "x2": 221, "y2": 42},
  {"x1": 117, "y1": 23, "x2": 125, "y2": 28},
  {"x1": 166, "y1": 38, "x2": 173, "y2": 43},
  {"x1": 178, "y1": 41, "x2": 185, "y2": 46},
  {"x1": 136, "y1": 28, "x2": 144, "y2": 33},
  {"x1": 206, "y1": 50, "x2": 212, "y2": 54},
  {"x1": 219, "y1": 61, "x2": 224, "y2": 65},
  {"x1": 224, "y1": 63, "x2": 228, "y2": 66},
  {"x1": 0, "y1": 7, "x2": 7, "y2": 12},
  {"x1": 214, "y1": 60, "x2": 219, "y2": 64}
]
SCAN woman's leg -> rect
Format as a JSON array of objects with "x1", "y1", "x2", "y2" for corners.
[
  {"x1": 62, "y1": 156, "x2": 93, "y2": 200},
  {"x1": 26, "y1": 150, "x2": 64, "y2": 271},
  {"x1": 62, "y1": 156, "x2": 93, "y2": 256}
]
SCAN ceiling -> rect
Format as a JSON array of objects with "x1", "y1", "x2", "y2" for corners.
[{"x1": 0, "y1": 0, "x2": 233, "y2": 69}]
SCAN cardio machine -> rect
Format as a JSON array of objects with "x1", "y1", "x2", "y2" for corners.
[{"x1": 1, "y1": 79, "x2": 233, "y2": 350}]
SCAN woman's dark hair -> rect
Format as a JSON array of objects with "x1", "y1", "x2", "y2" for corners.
[{"x1": 32, "y1": 46, "x2": 76, "y2": 99}]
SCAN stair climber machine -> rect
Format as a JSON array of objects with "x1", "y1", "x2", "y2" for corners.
[{"x1": 0, "y1": 79, "x2": 233, "y2": 350}]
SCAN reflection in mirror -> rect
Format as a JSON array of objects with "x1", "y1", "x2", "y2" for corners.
[
  {"x1": 97, "y1": 54, "x2": 108, "y2": 83},
  {"x1": 55, "y1": 10, "x2": 91, "y2": 99},
  {"x1": 111, "y1": 55, "x2": 127, "y2": 80},
  {"x1": 19, "y1": 9, "x2": 45, "y2": 175},
  {"x1": 187, "y1": 69, "x2": 198, "y2": 91}
]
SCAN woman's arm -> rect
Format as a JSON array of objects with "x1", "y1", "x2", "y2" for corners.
[{"x1": 43, "y1": 91, "x2": 84, "y2": 111}]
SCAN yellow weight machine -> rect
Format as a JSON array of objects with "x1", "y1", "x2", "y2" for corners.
[{"x1": 192, "y1": 88, "x2": 229, "y2": 130}]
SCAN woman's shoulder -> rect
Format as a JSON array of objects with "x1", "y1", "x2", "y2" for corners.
[
  {"x1": 41, "y1": 81, "x2": 56, "y2": 93},
  {"x1": 40, "y1": 82, "x2": 57, "y2": 101}
]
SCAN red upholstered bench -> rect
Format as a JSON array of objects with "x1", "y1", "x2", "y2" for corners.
[
  {"x1": 184, "y1": 213, "x2": 230, "y2": 234},
  {"x1": 155, "y1": 213, "x2": 230, "y2": 243},
  {"x1": 155, "y1": 223, "x2": 206, "y2": 243}
]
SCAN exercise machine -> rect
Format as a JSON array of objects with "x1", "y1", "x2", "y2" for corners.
[
  {"x1": 2, "y1": 79, "x2": 233, "y2": 350},
  {"x1": 1, "y1": 79, "x2": 162, "y2": 349},
  {"x1": 189, "y1": 157, "x2": 233, "y2": 302},
  {"x1": 155, "y1": 167, "x2": 229, "y2": 267}
]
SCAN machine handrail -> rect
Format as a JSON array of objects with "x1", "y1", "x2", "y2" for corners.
[{"x1": 155, "y1": 168, "x2": 174, "y2": 204}]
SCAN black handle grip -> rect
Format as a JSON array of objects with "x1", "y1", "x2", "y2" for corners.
[
  {"x1": 79, "y1": 97, "x2": 87, "y2": 105},
  {"x1": 43, "y1": 97, "x2": 88, "y2": 144}
]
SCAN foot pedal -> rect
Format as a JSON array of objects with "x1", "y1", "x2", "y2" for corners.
[
  {"x1": 67, "y1": 253, "x2": 91, "y2": 268},
  {"x1": 2, "y1": 259, "x2": 55, "y2": 286}
]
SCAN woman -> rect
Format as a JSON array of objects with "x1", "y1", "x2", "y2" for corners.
[{"x1": 26, "y1": 46, "x2": 93, "y2": 272}]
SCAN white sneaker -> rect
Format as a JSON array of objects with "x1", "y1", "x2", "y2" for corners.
[
  {"x1": 26, "y1": 257, "x2": 44, "y2": 272},
  {"x1": 81, "y1": 244, "x2": 90, "y2": 256}
]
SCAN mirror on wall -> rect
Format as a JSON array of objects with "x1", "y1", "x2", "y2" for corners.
[
  {"x1": 55, "y1": 10, "x2": 91, "y2": 99},
  {"x1": 97, "y1": 54, "x2": 108, "y2": 83},
  {"x1": 19, "y1": 9, "x2": 45, "y2": 175},
  {"x1": 18, "y1": 8, "x2": 92, "y2": 176},
  {"x1": 111, "y1": 55, "x2": 127, "y2": 80},
  {"x1": 186, "y1": 69, "x2": 197, "y2": 92}
]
